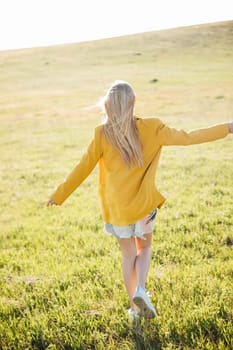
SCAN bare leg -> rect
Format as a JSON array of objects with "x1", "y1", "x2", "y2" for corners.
[
  {"x1": 135, "y1": 233, "x2": 152, "y2": 288},
  {"x1": 133, "y1": 233, "x2": 156, "y2": 318},
  {"x1": 118, "y1": 238, "x2": 138, "y2": 310}
]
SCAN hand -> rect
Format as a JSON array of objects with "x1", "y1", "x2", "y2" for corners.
[
  {"x1": 47, "y1": 198, "x2": 57, "y2": 206},
  {"x1": 229, "y1": 122, "x2": 233, "y2": 133}
]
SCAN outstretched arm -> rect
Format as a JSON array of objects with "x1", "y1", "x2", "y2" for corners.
[
  {"x1": 47, "y1": 198, "x2": 57, "y2": 206},
  {"x1": 229, "y1": 121, "x2": 233, "y2": 133},
  {"x1": 48, "y1": 126, "x2": 102, "y2": 206},
  {"x1": 157, "y1": 120, "x2": 232, "y2": 146}
]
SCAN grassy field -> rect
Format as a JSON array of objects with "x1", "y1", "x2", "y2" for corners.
[{"x1": 0, "y1": 20, "x2": 233, "y2": 349}]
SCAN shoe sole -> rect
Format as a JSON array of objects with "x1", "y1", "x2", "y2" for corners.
[{"x1": 133, "y1": 296, "x2": 156, "y2": 319}]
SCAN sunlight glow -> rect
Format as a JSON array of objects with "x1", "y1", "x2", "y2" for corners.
[{"x1": 0, "y1": 0, "x2": 232, "y2": 51}]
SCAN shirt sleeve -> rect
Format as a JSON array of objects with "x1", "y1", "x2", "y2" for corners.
[
  {"x1": 50, "y1": 126, "x2": 102, "y2": 205},
  {"x1": 156, "y1": 119, "x2": 229, "y2": 146}
]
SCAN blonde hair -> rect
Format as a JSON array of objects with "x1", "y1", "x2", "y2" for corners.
[{"x1": 102, "y1": 80, "x2": 143, "y2": 167}]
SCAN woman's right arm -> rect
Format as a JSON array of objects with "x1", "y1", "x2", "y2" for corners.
[
  {"x1": 47, "y1": 198, "x2": 57, "y2": 206},
  {"x1": 48, "y1": 126, "x2": 102, "y2": 206}
]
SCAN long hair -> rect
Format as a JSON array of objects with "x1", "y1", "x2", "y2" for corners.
[{"x1": 102, "y1": 81, "x2": 143, "y2": 167}]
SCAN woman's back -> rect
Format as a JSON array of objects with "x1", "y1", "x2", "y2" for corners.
[{"x1": 99, "y1": 117, "x2": 165, "y2": 225}]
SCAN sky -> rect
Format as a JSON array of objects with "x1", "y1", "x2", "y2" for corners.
[{"x1": 0, "y1": 0, "x2": 232, "y2": 51}]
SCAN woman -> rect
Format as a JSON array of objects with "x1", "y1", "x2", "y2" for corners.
[{"x1": 47, "y1": 80, "x2": 233, "y2": 320}]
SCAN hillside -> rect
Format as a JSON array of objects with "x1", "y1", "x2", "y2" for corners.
[{"x1": 0, "y1": 20, "x2": 232, "y2": 121}]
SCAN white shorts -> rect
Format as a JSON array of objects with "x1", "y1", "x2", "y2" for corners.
[{"x1": 104, "y1": 209, "x2": 157, "y2": 240}]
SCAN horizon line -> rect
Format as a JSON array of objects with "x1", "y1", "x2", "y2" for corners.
[{"x1": 0, "y1": 19, "x2": 232, "y2": 54}]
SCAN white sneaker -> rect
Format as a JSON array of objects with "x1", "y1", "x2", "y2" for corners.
[
  {"x1": 133, "y1": 286, "x2": 156, "y2": 319},
  {"x1": 127, "y1": 308, "x2": 140, "y2": 324}
]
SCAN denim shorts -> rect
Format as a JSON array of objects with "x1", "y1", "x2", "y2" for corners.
[{"x1": 104, "y1": 209, "x2": 157, "y2": 240}]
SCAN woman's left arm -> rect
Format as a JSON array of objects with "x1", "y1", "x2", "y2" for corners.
[
  {"x1": 228, "y1": 121, "x2": 233, "y2": 133},
  {"x1": 157, "y1": 120, "x2": 232, "y2": 146}
]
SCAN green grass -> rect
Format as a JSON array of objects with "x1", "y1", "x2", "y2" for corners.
[{"x1": 0, "y1": 20, "x2": 233, "y2": 349}]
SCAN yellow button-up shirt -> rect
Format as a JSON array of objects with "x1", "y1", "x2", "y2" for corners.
[{"x1": 50, "y1": 118, "x2": 229, "y2": 225}]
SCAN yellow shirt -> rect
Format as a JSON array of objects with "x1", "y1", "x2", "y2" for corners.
[{"x1": 50, "y1": 118, "x2": 229, "y2": 225}]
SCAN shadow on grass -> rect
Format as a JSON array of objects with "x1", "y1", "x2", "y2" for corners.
[{"x1": 129, "y1": 318, "x2": 161, "y2": 350}]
